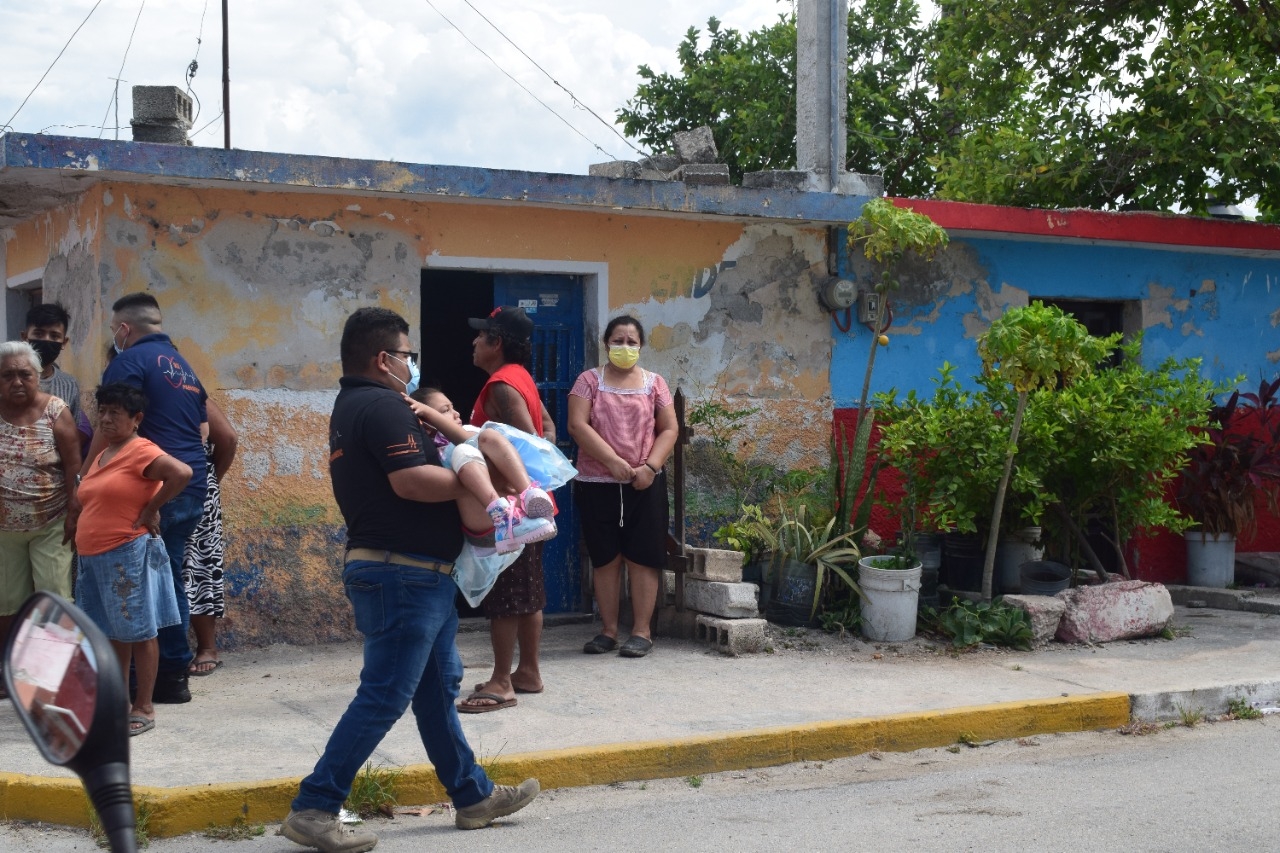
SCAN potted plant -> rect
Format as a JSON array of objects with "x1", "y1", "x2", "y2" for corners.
[
  {"x1": 856, "y1": 547, "x2": 924, "y2": 642},
  {"x1": 765, "y1": 504, "x2": 863, "y2": 627},
  {"x1": 1178, "y1": 375, "x2": 1280, "y2": 587},
  {"x1": 976, "y1": 302, "x2": 1118, "y2": 600},
  {"x1": 713, "y1": 503, "x2": 777, "y2": 605}
]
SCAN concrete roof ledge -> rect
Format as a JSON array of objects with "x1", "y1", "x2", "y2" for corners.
[{"x1": 0, "y1": 133, "x2": 876, "y2": 227}]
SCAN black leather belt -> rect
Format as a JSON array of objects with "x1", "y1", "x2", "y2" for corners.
[{"x1": 345, "y1": 548, "x2": 454, "y2": 575}]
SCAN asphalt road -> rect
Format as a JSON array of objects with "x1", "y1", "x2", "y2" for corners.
[{"x1": 4, "y1": 713, "x2": 1278, "y2": 852}]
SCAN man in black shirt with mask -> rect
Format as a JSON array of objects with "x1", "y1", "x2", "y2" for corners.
[
  {"x1": 21, "y1": 302, "x2": 90, "y2": 456},
  {"x1": 281, "y1": 306, "x2": 537, "y2": 853}
]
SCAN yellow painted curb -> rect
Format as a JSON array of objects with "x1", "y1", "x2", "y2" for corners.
[{"x1": 4, "y1": 692, "x2": 1131, "y2": 837}]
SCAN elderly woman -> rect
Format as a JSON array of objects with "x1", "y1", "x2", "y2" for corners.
[
  {"x1": 0, "y1": 341, "x2": 82, "y2": 664},
  {"x1": 568, "y1": 316, "x2": 678, "y2": 658},
  {"x1": 75, "y1": 382, "x2": 191, "y2": 735}
]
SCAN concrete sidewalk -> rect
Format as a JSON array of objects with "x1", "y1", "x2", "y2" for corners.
[{"x1": 3, "y1": 593, "x2": 1280, "y2": 836}]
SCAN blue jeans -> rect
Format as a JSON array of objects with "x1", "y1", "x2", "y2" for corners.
[
  {"x1": 156, "y1": 491, "x2": 205, "y2": 675},
  {"x1": 292, "y1": 560, "x2": 493, "y2": 813}
]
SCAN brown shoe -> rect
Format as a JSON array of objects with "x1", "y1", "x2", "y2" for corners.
[{"x1": 454, "y1": 779, "x2": 539, "y2": 830}]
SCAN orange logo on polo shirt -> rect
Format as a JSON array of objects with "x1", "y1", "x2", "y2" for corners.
[{"x1": 386, "y1": 434, "x2": 420, "y2": 457}]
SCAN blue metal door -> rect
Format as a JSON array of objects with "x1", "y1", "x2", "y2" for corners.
[{"x1": 494, "y1": 274, "x2": 585, "y2": 613}]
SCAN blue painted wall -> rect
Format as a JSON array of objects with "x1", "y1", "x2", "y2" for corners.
[{"x1": 832, "y1": 232, "x2": 1280, "y2": 407}]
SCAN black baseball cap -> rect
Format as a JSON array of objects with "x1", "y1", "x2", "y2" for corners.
[{"x1": 468, "y1": 306, "x2": 533, "y2": 341}]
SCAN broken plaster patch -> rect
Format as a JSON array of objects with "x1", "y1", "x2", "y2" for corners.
[{"x1": 1142, "y1": 283, "x2": 1190, "y2": 330}]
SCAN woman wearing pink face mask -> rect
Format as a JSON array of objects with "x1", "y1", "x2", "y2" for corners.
[{"x1": 567, "y1": 316, "x2": 678, "y2": 659}]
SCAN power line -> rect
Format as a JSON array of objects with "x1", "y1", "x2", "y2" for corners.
[
  {"x1": 186, "y1": 0, "x2": 211, "y2": 122},
  {"x1": 4, "y1": 0, "x2": 108, "y2": 132},
  {"x1": 99, "y1": 0, "x2": 148, "y2": 140},
  {"x1": 455, "y1": 0, "x2": 648, "y2": 158},
  {"x1": 419, "y1": 0, "x2": 617, "y2": 160}
]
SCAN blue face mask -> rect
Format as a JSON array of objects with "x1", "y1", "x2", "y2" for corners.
[{"x1": 387, "y1": 353, "x2": 420, "y2": 395}]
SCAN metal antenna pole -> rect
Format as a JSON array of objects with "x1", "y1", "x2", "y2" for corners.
[{"x1": 222, "y1": 0, "x2": 230, "y2": 149}]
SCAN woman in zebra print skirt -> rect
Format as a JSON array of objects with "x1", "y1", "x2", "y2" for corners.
[{"x1": 185, "y1": 399, "x2": 237, "y2": 676}]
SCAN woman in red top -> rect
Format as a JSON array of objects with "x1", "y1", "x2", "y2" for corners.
[
  {"x1": 75, "y1": 382, "x2": 192, "y2": 736},
  {"x1": 460, "y1": 306, "x2": 558, "y2": 713}
]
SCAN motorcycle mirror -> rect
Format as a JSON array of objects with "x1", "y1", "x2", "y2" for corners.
[{"x1": 4, "y1": 592, "x2": 137, "y2": 853}]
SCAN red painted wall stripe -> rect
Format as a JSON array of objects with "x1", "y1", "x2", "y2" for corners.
[{"x1": 889, "y1": 198, "x2": 1280, "y2": 253}]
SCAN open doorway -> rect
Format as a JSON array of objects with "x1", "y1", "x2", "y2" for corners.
[{"x1": 420, "y1": 268, "x2": 590, "y2": 614}]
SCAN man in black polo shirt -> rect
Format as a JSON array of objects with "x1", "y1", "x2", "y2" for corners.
[{"x1": 282, "y1": 307, "x2": 537, "y2": 853}]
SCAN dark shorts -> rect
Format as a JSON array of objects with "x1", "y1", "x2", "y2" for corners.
[
  {"x1": 575, "y1": 473, "x2": 669, "y2": 570},
  {"x1": 480, "y1": 541, "x2": 546, "y2": 619}
]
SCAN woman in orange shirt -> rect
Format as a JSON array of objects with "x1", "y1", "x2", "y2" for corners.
[{"x1": 75, "y1": 383, "x2": 192, "y2": 736}]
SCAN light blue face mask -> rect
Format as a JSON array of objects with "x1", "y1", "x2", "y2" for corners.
[{"x1": 387, "y1": 353, "x2": 420, "y2": 395}]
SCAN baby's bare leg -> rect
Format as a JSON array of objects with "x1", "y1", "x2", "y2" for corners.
[{"x1": 476, "y1": 429, "x2": 532, "y2": 494}]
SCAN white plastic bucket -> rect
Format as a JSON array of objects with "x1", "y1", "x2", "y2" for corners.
[{"x1": 858, "y1": 558, "x2": 923, "y2": 642}]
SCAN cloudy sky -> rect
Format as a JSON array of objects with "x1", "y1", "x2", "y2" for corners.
[{"x1": 1, "y1": 0, "x2": 796, "y2": 174}]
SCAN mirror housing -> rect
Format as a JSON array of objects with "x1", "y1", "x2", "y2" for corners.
[{"x1": 4, "y1": 592, "x2": 137, "y2": 853}]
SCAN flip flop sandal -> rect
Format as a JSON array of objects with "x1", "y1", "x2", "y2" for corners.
[
  {"x1": 457, "y1": 692, "x2": 517, "y2": 714},
  {"x1": 619, "y1": 636, "x2": 654, "y2": 658},
  {"x1": 583, "y1": 634, "x2": 618, "y2": 654},
  {"x1": 128, "y1": 714, "x2": 156, "y2": 736},
  {"x1": 189, "y1": 659, "x2": 223, "y2": 676},
  {"x1": 475, "y1": 682, "x2": 544, "y2": 694}
]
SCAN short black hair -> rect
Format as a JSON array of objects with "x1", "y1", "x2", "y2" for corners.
[
  {"x1": 25, "y1": 302, "x2": 71, "y2": 331},
  {"x1": 111, "y1": 292, "x2": 162, "y2": 327},
  {"x1": 603, "y1": 315, "x2": 645, "y2": 346},
  {"x1": 111, "y1": 292, "x2": 159, "y2": 314},
  {"x1": 95, "y1": 382, "x2": 148, "y2": 417},
  {"x1": 340, "y1": 307, "x2": 409, "y2": 374}
]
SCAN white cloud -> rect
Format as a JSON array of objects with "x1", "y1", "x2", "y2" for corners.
[{"x1": 1, "y1": 0, "x2": 792, "y2": 173}]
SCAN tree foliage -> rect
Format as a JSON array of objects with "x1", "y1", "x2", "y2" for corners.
[{"x1": 618, "y1": 0, "x2": 1280, "y2": 218}]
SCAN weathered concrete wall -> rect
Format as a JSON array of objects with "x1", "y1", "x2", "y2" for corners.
[{"x1": 5, "y1": 181, "x2": 838, "y2": 646}]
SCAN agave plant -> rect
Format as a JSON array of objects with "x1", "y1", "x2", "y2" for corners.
[{"x1": 773, "y1": 504, "x2": 863, "y2": 618}]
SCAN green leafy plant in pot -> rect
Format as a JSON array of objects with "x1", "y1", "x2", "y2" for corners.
[
  {"x1": 976, "y1": 302, "x2": 1118, "y2": 600},
  {"x1": 1178, "y1": 374, "x2": 1280, "y2": 586},
  {"x1": 767, "y1": 504, "x2": 863, "y2": 626}
]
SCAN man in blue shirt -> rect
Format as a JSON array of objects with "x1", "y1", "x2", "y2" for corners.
[{"x1": 85, "y1": 292, "x2": 208, "y2": 704}]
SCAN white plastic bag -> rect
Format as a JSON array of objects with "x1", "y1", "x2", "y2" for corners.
[
  {"x1": 479, "y1": 421, "x2": 577, "y2": 491},
  {"x1": 453, "y1": 543, "x2": 523, "y2": 608}
]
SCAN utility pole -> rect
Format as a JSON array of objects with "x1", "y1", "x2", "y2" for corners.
[{"x1": 222, "y1": 0, "x2": 230, "y2": 149}]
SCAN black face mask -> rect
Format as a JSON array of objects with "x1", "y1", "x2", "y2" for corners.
[{"x1": 29, "y1": 339, "x2": 63, "y2": 367}]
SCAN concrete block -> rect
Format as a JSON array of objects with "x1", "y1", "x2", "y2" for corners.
[
  {"x1": 742, "y1": 170, "x2": 812, "y2": 190},
  {"x1": 685, "y1": 547, "x2": 745, "y2": 583},
  {"x1": 654, "y1": 605, "x2": 699, "y2": 639},
  {"x1": 673, "y1": 126, "x2": 718, "y2": 164},
  {"x1": 131, "y1": 85, "x2": 193, "y2": 125},
  {"x1": 696, "y1": 614, "x2": 766, "y2": 655},
  {"x1": 1001, "y1": 594, "x2": 1066, "y2": 645},
  {"x1": 589, "y1": 160, "x2": 641, "y2": 179},
  {"x1": 130, "y1": 123, "x2": 192, "y2": 145},
  {"x1": 638, "y1": 153, "x2": 680, "y2": 172},
  {"x1": 684, "y1": 579, "x2": 759, "y2": 618},
  {"x1": 673, "y1": 164, "x2": 730, "y2": 185},
  {"x1": 1056, "y1": 580, "x2": 1174, "y2": 644}
]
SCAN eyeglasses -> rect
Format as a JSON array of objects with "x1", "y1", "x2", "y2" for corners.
[{"x1": 384, "y1": 349, "x2": 419, "y2": 363}]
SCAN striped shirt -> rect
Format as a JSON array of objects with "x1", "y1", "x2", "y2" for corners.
[{"x1": 40, "y1": 366, "x2": 83, "y2": 422}]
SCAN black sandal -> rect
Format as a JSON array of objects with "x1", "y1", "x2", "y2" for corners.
[
  {"x1": 619, "y1": 636, "x2": 654, "y2": 658},
  {"x1": 583, "y1": 634, "x2": 618, "y2": 654}
]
